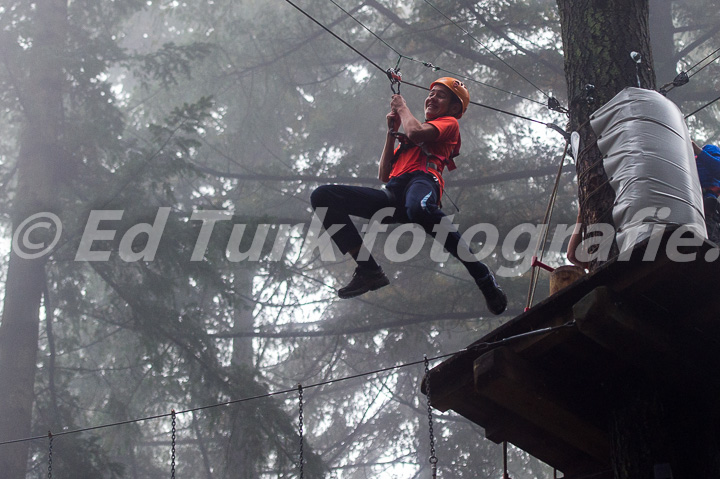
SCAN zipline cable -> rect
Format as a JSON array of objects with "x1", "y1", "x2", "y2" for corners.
[
  {"x1": 327, "y1": 0, "x2": 547, "y2": 107},
  {"x1": 280, "y1": 0, "x2": 562, "y2": 131},
  {"x1": 420, "y1": 0, "x2": 551, "y2": 99},
  {"x1": 688, "y1": 45, "x2": 720, "y2": 76},
  {"x1": 685, "y1": 92, "x2": 720, "y2": 119},
  {"x1": 282, "y1": 0, "x2": 385, "y2": 73},
  {"x1": 0, "y1": 321, "x2": 576, "y2": 448},
  {"x1": 659, "y1": 45, "x2": 720, "y2": 94}
]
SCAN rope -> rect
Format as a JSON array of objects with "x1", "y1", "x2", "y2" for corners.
[
  {"x1": 576, "y1": 155, "x2": 605, "y2": 183},
  {"x1": 280, "y1": 0, "x2": 385, "y2": 73},
  {"x1": 420, "y1": 0, "x2": 550, "y2": 99},
  {"x1": 579, "y1": 178, "x2": 612, "y2": 213},
  {"x1": 685, "y1": 92, "x2": 720, "y2": 119},
  {"x1": 0, "y1": 322, "x2": 576, "y2": 449},
  {"x1": 659, "y1": 45, "x2": 720, "y2": 94},
  {"x1": 687, "y1": 45, "x2": 720, "y2": 77},
  {"x1": 327, "y1": 0, "x2": 402, "y2": 59},
  {"x1": 279, "y1": 0, "x2": 562, "y2": 131},
  {"x1": 524, "y1": 140, "x2": 571, "y2": 311},
  {"x1": 431, "y1": 66, "x2": 547, "y2": 106},
  {"x1": 325, "y1": 0, "x2": 546, "y2": 107}
]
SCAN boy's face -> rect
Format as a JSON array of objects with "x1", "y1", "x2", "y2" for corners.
[{"x1": 424, "y1": 84, "x2": 459, "y2": 120}]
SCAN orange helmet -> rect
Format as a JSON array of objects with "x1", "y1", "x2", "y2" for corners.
[{"x1": 430, "y1": 77, "x2": 470, "y2": 118}]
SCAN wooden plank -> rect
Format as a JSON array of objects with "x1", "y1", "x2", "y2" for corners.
[
  {"x1": 432, "y1": 367, "x2": 607, "y2": 475},
  {"x1": 474, "y1": 397, "x2": 606, "y2": 476},
  {"x1": 474, "y1": 346, "x2": 611, "y2": 464},
  {"x1": 573, "y1": 286, "x2": 720, "y2": 397},
  {"x1": 425, "y1": 236, "x2": 720, "y2": 477}
]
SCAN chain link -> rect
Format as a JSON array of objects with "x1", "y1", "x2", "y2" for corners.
[
  {"x1": 298, "y1": 384, "x2": 304, "y2": 479},
  {"x1": 171, "y1": 410, "x2": 176, "y2": 479},
  {"x1": 47, "y1": 431, "x2": 53, "y2": 479},
  {"x1": 424, "y1": 356, "x2": 438, "y2": 478}
]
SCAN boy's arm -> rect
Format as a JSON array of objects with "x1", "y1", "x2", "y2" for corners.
[
  {"x1": 378, "y1": 131, "x2": 396, "y2": 183},
  {"x1": 692, "y1": 140, "x2": 703, "y2": 156},
  {"x1": 567, "y1": 210, "x2": 588, "y2": 268},
  {"x1": 391, "y1": 94, "x2": 439, "y2": 144},
  {"x1": 378, "y1": 111, "x2": 399, "y2": 183}
]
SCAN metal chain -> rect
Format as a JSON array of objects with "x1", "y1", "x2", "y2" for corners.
[
  {"x1": 424, "y1": 356, "x2": 438, "y2": 479},
  {"x1": 171, "y1": 410, "x2": 176, "y2": 479},
  {"x1": 298, "y1": 384, "x2": 304, "y2": 479},
  {"x1": 47, "y1": 431, "x2": 53, "y2": 479}
]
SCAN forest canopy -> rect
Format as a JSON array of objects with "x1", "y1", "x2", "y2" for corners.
[{"x1": 0, "y1": 0, "x2": 718, "y2": 477}]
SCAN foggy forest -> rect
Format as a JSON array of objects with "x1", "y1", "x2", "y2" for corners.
[{"x1": 0, "y1": 0, "x2": 719, "y2": 477}]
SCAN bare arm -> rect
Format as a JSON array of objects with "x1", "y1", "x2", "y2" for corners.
[
  {"x1": 378, "y1": 130, "x2": 396, "y2": 182},
  {"x1": 390, "y1": 94, "x2": 439, "y2": 144},
  {"x1": 567, "y1": 209, "x2": 587, "y2": 268},
  {"x1": 692, "y1": 140, "x2": 703, "y2": 156}
]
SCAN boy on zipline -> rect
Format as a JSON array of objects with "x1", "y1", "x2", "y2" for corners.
[{"x1": 311, "y1": 77, "x2": 507, "y2": 314}]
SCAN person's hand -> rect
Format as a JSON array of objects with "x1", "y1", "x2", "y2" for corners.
[
  {"x1": 692, "y1": 140, "x2": 703, "y2": 156},
  {"x1": 567, "y1": 245, "x2": 587, "y2": 269},
  {"x1": 387, "y1": 111, "x2": 400, "y2": 131},
  {"x1": 390, "y1": 94, "x2": 407, "y2": 113}
]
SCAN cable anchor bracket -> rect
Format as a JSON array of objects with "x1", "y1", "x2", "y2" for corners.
[
  {"x1": 547, "y1": 96, "x2": 568, "y2": 114},
  {"x1": 546, "y1": 123, "x2": 571, "y2": 142}
]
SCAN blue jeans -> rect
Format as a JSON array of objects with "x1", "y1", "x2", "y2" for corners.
[{"x1": 310, "y1": 171, "x2": 489, "y2": 279}]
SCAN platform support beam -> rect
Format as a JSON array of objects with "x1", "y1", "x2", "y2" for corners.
[{"x1": 574, "y1": 286, "x2": 720, "y2": 479}]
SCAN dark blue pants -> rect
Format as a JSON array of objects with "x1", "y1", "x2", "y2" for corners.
[{"x1": 310, "y1": 172, "x2": 489, "y2": 280}]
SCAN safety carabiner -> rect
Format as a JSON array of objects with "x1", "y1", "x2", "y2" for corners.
[{"x1": 386, "y1": 68, "x2": 402, "y2": 95}]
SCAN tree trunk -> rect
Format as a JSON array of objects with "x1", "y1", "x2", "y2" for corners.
[
  {"x1": 552, "y1": 2, "x2": 720, "y2": 478},
  {"x1": 609, "y1": 378, "x2": 720, "y2": 479},
  {"x1": 224, "y1": 270, "x2": 262, "y2": 479},
  {"x1": 649, "y1": 0, "x2": 677, "y2": 89},
  {"x1": 556, "y1": 0, "x2": 656, "y2": 269},
  {"x1": 0, "y1": 0, "x2": 66, "y2": 477}
]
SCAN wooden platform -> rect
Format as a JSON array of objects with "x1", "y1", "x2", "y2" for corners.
[{"x1": 425, "y1": 233, "x2": 720, "y2": 478}]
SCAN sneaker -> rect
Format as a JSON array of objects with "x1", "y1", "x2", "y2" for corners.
[
  {"x1": 338, "y1": 267, "x2": 390, "y2": 299},
  {"x1": 476, "y1": 273, "x2": 508, "y2": 315}
]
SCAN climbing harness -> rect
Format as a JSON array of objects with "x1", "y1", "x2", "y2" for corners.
[
  {"x1": 424, "y1": 356, "x2": 438, "y2": 479},
  {"x1": 298, "y1": 384, "x2": 305, "y2": 479}
]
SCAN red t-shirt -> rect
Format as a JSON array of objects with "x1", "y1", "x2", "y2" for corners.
[{"x1": 390, "y1": 116, "x2": 459, "y2": 191}]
